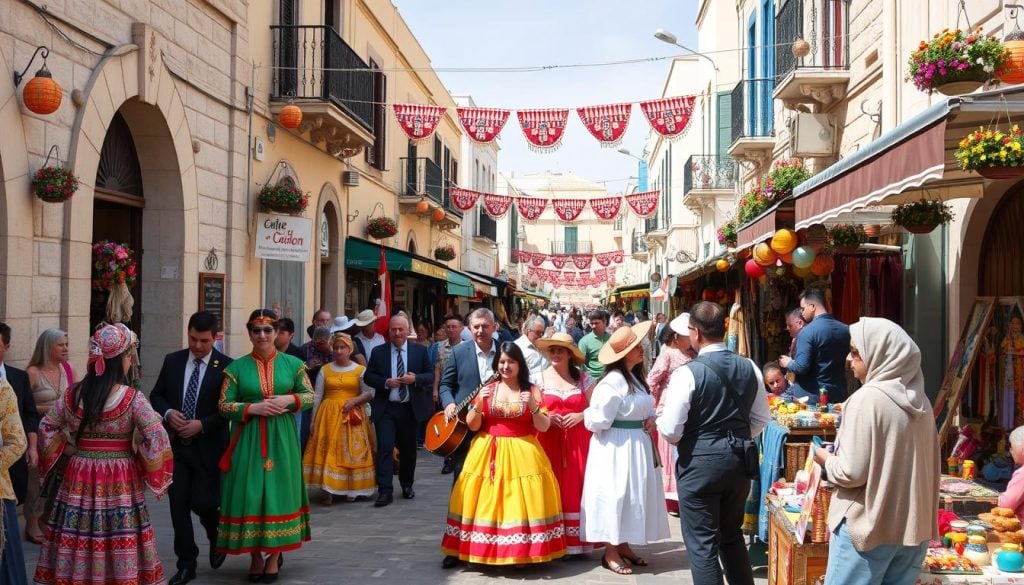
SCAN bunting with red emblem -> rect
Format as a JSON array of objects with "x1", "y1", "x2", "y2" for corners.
[
  {"x1": 530, "y1": 253, "x2": 546, "y2": 268},
  {"x1": 576, "y1": 103, "x2": 632, "y2": 147},
  {"x1": 549, "y1": 254, "x2": 569, "y2": 269},
  {"x1": 393, "y1": 104, "x2": 446, "y2": 143},
  {"x1": 589, "y1": 196, "x2": 623, "y2": 222},
  {"x1": 572, "y1": 254, "x2": 592, "y2": 270},
  {"x1": 552, "y1": 199, "x2": 587, "y2": 222},
  {"x1": 449, "y1": 187, "x2": 483, "y2": 212},
  {"x1": 625, "y1": 190, "x2": 661, "y2": 218},
  {"x1": 482, "y1": 194, "x2": 513, "y2": 219},
  {"x1": 456, "y1": 107, "x2": 510, "y2": 144},
  {"x1": 517, "y1": 109, "x2": 569, "y2": 152},
  {"x1": 514, "y1": 197, "x2": 549, "y2": 222},
  {"x1": 639, "y1": 96, "x2": 696, "y2": 140},
  {"x1": 594, "y1": 252, "x2": 615, "y2": 267}
]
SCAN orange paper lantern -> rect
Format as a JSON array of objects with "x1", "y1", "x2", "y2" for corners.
[
  {"x1": 753, "y1": 242, "x2": 778, "y2": 266},
  {"x1": 23, "y1": 67, "x2": 62, "y2": 115},
  {"x1": 770, "y1": 229, "x2": 798, "y2": 255},
  {"x1": 715, "y1": 259, "x2": 730, "y2": 272},
  {"x1": 780, "y1": 251, "x2": 794, "y2": 264},
  {"x1": 999, "y1": 40, "x2": 1024, "y2": 85},
  {"x1": 810, "y1": 254, "x2": 835, "y2": 276},
  {"x1": 432, "y1": 208, "x2": 446, "y2": 222},
  {"x1": 279, "y1": 103, "x2": 302, "y2": 129},
  {"x1": 416, "y1": 200, "x2": 430, "y2": 214}
]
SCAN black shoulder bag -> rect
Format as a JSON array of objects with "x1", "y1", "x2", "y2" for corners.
[{"x1": 692, "y1": 358, "x2": 760, "y2": 480}]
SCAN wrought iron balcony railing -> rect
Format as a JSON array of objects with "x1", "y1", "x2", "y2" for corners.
[
  {"x1": 400, "y1": 157, "x2": 443, "y2": 204},
  {"x1": 645, "y1": 215, "x2": 668, "y2": 233},
  {"x1": 632, "y1": 232, "x2": 648, "y2": 254},
  {"x1": 730, "y1": 79, "x2": 775, "y2": 145},
  {"x1": 774, "y1": 0, "x2": 851, "y2": 85},
  {"x1": 684, "y1": 155, "x2": 737, "y2": 194},
  {"x1": 551, "y1": 240, "x2": 593, "y2": 255}
]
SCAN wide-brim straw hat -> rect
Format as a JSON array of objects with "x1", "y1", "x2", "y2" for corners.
[
  {"x1": 353, "y1": 309, "x2": 376, "y2": 327},
  {"x1": 598, "y1": 321, "x2": 654, "y2": 365},
  {"x1": 535, "y1": 332, "x2": 584, "y2": 363}
]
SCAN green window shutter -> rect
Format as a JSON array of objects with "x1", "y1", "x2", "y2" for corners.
[{"x1": 716, "y1": 92, "x2": 732, "y2": 159}]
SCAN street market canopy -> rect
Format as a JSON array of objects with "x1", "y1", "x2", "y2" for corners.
[
  {"x1": 344, "y1": 237, "x2": 474, "y2": 296},
  {"x1": 790, "y1": 87, "x2": 1024, "y2": 230}
]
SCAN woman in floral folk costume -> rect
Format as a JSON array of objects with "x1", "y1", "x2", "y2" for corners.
[
  {"x1": 217, "y1": 309, "x2": 314, "y2": 583},
  {"x1": 34, "y1": 323, "x2": 172, "y2": 585}
]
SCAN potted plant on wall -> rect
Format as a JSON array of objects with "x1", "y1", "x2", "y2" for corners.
[
  {"x1": 258, "y1": 182, "x2": 309, "y2": 214},
  {"x1": 954, "y1": 124, "x2": 1024, "y2": 179},
  {"x1": 32, "y1": 164, "x2": 79, "y2": 203},
  {"x1": 828, "y1": 224, "x2": 867, "y2": 254},
  {"x1": 717, "y1": 220, "x2": 738, "y2": 248},
  {"x1": 434, "y1": 243, "x2": 456, "y2": 262},
  {"x1": 907, "y1": 28, "x2": 1007, "y2": 96},
  {"x1": 366, "y1": 216, "x2": 397, "y2": 239},
  {"x1": 891, "y1": 200, "x2": 955, "y2": 234},
  {"x1": 765, "y1": 159, "x2": 812, "y2": 200}
]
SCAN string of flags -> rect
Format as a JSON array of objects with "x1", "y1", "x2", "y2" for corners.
[
  {"x1": 451, "y1": 187, "x2": 661, "y2": 222},
  {"x1": 392, "y1": 96, "x2": 697, "y2": 152},
  {"x1": 526, "y1": 266, "x2": 618, "y2": 289},
  {"x1": 514, "y1": 249, "x2": 624, "y2": 269}
]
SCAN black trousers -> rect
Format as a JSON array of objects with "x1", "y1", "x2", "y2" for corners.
[
  {"x1": 676, "y1": 452, "x2": 754, "y2": 585},
  {"x1": 168, "y1": 441, "x2": 221, "y2": 571},
  {"x1": 374, "y1": 401, "x2": 417, "y2": 493}
]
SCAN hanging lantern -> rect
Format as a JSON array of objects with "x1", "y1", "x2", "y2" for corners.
[
  {"x1": 702, "y1": 289, "x2": 716, "y2": 301},
  {"x1": 715, "y1": 259, "x2": 730, "y2": 272},
  {"x1": 810, "y1": 254, "x2": 835, "y2": 276},
  {"x1": 432, "y1": 208, "x2": 446, "y2": 221},
  {"x1": 770, "y1": 229, "x2": 798, "y2": 255},
  {"x1": 793, "y1": 265, "x2": 811, "y2": 278},
  {"x1": 22, "y1": 64, "x2": 62, "y2": 115},
  {"x1": 802, "y1": 224, "x2": 829, "y2": 250},
  {"x1": 416, "y1": 199, "x2": 430, "y2": 214},
  {"x1": 279, "y1": 102, "x2": 302, "y2": 129},
  {"x1": 745, "y1": 259, "x2": 766, "y2": 279},
  {"x1": 753, "y1": 242, "x2": 778, "y2": 266},
  {"x1": 791, "y1": 245, "x2": 817, "y2": 268}
]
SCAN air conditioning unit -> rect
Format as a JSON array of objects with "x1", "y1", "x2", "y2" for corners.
[
  {"x1": 342, "y1": 170, "x2": 360, "y2": 186},
  {"x1": 791, "y1": 113, "x2": 836, "y2": 157}
]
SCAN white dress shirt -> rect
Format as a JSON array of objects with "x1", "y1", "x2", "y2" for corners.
[
  {"x1": 0, "y1": 362, "x2": 7, "y2": 381},
  {"x1": 475, "y1": 341, "x2": 497, "y2": 383},
  {"x1": 514, "y1": 335, "x2": 549, "y2": 385},
  {"x1": 388, "y1": 342, "x2": 410, "y2": 403},
  {"x1": 182, "y1": 351, "x2": 212, "y2": 402},
  {"x1": 656, "y1": 343, "x2": 771, "y2": 445}
]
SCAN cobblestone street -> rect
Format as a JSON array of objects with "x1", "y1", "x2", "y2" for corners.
[{"x1": 22, "y1": 450, "x2": 769, "y2": 584}]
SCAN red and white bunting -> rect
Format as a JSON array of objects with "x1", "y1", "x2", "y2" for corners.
[
  {"x1": 530, "y1": 253, "x2": 546, "y2": 268},
  {"x1": 572, "y1": 254, "x2": 592, "y2": 270},
  {"x1": 517, "y1": 109, "x2": 569, "y2": 152},
  {"x1": 562, "y1": 271, "x2": 577, "y2": 285},
  {"x1": 589, "y1": 196, "x2": 623, "y2": 222},
  {"x1": 576, "y1": 103, "x2": 632, "y2": 147},
  {"x1": 450, "y1": 187, "x2": 482, "y2": 211},
  {"x1": 639, "y1": 96, "x2": 696, "y2": 140},
  {"x1": 595, "y1": 252, "x2": 614, "y2": 267},
  {"x1": 515, "y1": 197, "x2": 549, "y2": 222},
  {"x1": 482, "y1": 194, "x2": 513, "y2": 219},
  {"x1": 625, "y1": 190, "x2": 660, "y2": 219},
  {"x1": 595, "y1": 268, "x2": 608, "y2": 281},
  {"x1": 393, "y1": 104, "x2": 446, "y2": 143},
  {"x1": 611, "y1": 250, "x2": 624, "y2": 264},
  {"x1": 456, "y1": 107, "x2": 510, "y2": 144},
  {"x1": 552, "y1": 199, "x2": 586, "y2": 222},
  {"x1": 549, "y1": 254, "x2": 568, "y2": 269}
]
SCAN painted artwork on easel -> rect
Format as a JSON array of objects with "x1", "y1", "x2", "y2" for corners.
[{"x1": 935, "y1": 298, "x2": 996, "y2": 440}]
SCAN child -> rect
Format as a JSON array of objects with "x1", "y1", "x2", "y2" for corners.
[
  {"x1": 763, "y1": 361, "x2": 794, "y2": 401},
  {"x1": 999, "y1": 425, "x2": 1024, "y2": 522}
]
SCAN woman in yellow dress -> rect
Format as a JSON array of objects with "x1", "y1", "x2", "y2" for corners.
[{"x1": 302, "y1": 332, "x2": 375, "y2": 505}]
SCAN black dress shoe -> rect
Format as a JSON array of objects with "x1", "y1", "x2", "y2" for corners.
[
  {"x1": 374, "y1": 492, "x2": 393, "y2": 507},
  {"x1": 401, "y1": 486, "x2": 415, "y2": 499},
  {"x1": 210, "y1": 549, "x2": 226, "y2": 570},
  {"x1": 441, "y1": 459, "x2": 454, "y2": 474},
  {"x1": 441, "y1": 555, "x2": 461, "y2": 569},
  {"x1": 168, "y1": 568, "x2": 196, "y2": 585}
]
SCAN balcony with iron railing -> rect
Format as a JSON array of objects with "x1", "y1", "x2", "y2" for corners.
[
  {"x1": 728, "y1": 79, "x2": 776, "y2": 164},
  {"x1": 773, "y1": 0, "x2": 851, "y2": 109},
  {"x1": 551, "y1": 240, "x2": 593, "y2": 255},
  {"x1": 399, "y1": 157, "x2": 460, "y2": 230},
  {"x1": 270, "y1": 25, "x2": 375, "y2": 153},
  {"x1": 645, "y1": 215, "x2": 669, "y2": 234},
  {"x1": 683, "y1": 155, "x2": 737, "y2": 204},
  {"x1": 476, "y1": 210, "x2": 497, "y2": 241}
]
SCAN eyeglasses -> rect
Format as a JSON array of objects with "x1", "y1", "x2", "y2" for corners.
[
  {"x1": 530, "y1": 329, "x2": 545, "y2": 335},
  {"x1": 250, "y1": 326, "x2": 275, "y2": 335}
]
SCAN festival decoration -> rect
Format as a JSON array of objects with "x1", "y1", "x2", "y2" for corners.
[
  {"x1": 416, "y1": 199, "x2": 430, "y2": 214},
  {"x1": 716, "y1": 259, "x2": 730, "y2": 272},
  {"x1": 431, "y1": 208, "x2": 446, "y2": 222},
  {"x1": 576, "y1": 103, "x2": 631, "y2": 147},
  {"x1": 279, "y1": 102, "x2": 302, "y2": 129},
  {"x1": 611, "y1": 250, "x2": 624, "y2": 263},
  {"x1": 530, "y1": 253, "x2": 545, "y2": 267},
  {"x1": 745, "y1": 260, "x2": 766, "y2": 279},
  {"x1": 753, "y1": 242, "x2": 778, "y2": 266},
  {"x1": 553, "y1": 199, "x2": 587, "y2": 222},
  {"x1": 595, "y1": 251, "x2": 616, "y2": 267},
  {"x1": 810, "y1": 254, "x2": 835, "y2": 276},
  {"x1": 393, "y1": 104, "x2": 446, "y2": 142},
  {"x1": 624, "y1": 190, "x2": 660, "y2": 219},
  {"x1": 791, "y1": 245, "x2": 816, "y2": 268},
  {"x1": 449, "y1": 187, "x2": 483, "y2": 211},
  {"x1": 572, "y1": 254, "x2": 592, "y2": 270},
  {"x1": 517, "y1": 108, "x2": 569, "y2": 152},
  {"x1": 589, "y1": 196, "x2": 623, "y2": 221},
  {"x1": 639, "y1": 96, "x2": 696, "y2": 140},
  {"x1": 514, "y1": 197, "x2": 549, "y2": 222},
  {"x1": 793, "y1": 265, "x2": 811, "y2": 278},
  {"x1": 549, "y1": 254, "x2": 568, "y2": 269},
  {"x1": 770, "y1": 229, "x2": 798, "y2": 255},
  {"x1": 92, "y1": 240, "x2": 137, "y2": 323},
  {"x1": 482, "y1": 194, "x2": 513, "y2": 219},
  {"x1": 456, "y1": 107, "x2": 510, "y2": 144}
]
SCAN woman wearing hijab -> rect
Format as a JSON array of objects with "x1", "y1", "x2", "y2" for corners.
[
  {"x1": 812, "y1": 317, "x2": 939, "y2": 585},
  {"x1": 646, "y1": 313, "x2": 696, "y2": 516},
  {"x1": 580, "y1": 322, "x2": 670, "y2": 575},
  {"x1": 34, "y1": 323, "x2": 172, "y2": 585}
]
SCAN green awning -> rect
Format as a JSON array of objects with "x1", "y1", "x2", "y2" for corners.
[
  {"x1": 345, "y1": 237, "x2": 475, "y2": 295},
  {"x1": 612, "y1": 283, "x2": 649, "y2": 295}
]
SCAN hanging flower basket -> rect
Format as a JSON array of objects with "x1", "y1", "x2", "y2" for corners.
[
  {"x1": 891, "y1": 200, "x2": 954, "y2": 234},
  {"x1": 434, "y1": 244, "x2": 456, "y2": 261},
  {"x1": 258, "y1": 183, "x2": 309, "y2": 214},
  {"x1": 717, "y1": 220, "x2": 738, "y2": 248},
  {"x1": 765, "y1": 159, "x2": 812, "y2": 200},
  {"x1": 32, "y1": 165, "x2": 79, "y2": 203},
  {"x1": 828, "y1": 224, "x2": 867, "y2": 253},
  {"x1": 954, "y1": 125, "x2": 1024, "y2": 178},
  {"x1": 906, "y1": 28, "x2": 1007, "y2": 95},
  {"x1": 366, "y1": 216, "x2": 397, "y2": 239}
]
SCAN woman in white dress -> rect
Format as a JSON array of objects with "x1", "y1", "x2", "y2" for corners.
[{"x1": 580, "y1": 322, "x2": 670, "y2": 575}]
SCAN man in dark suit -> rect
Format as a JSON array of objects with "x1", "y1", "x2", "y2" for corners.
[
  {"x1": 364, "y1": 314, "x2": 433, "y2": 508},
  {"x1": 437, "y1": 307, "x2": 498, "y2": 569},
  {"x1": 0, "y1": 322, "x2": 40, "y2": 508},
  {"x1": 150, "y1": 312, "x2": 233, "y2": 585}
]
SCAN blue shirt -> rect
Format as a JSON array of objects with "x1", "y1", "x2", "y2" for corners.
[{"x1": 787, "y1": 313, "x2": 851, "y2": 403}]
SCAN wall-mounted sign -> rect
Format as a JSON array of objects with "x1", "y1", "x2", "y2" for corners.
[
  {"x1": 410, "y1": 259, "x2": 448, "y2": 280},
  {"x1": 255, "y1": 213, "x2": 313, "y2": 262},
  {"x1": 198, "y1": 272, "x2": 225, "y2": 330}
]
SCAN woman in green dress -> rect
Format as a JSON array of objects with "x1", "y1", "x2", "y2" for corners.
[{"x1": 217, "y1": 309, "x2": 314, "y2": 583}]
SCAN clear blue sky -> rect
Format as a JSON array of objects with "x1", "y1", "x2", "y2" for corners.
[{"x1": 391, "y1": 0, "x2": 698, "y2": 193}]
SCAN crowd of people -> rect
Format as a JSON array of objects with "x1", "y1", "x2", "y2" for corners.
[{"x1": 0, "y1": 285, "x2": 948, "y2": 585}]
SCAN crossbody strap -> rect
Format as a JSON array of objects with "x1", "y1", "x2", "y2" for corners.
[{"x1": 688, "y1": 358, "x2": 753, "y2": 426}]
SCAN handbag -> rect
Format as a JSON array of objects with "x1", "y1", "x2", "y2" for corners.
[{"x1": 692, "y1": 358, "x2": 760, "y2": 480}]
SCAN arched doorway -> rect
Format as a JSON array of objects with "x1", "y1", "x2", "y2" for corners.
[
  {"x1": 320, "y1": 200, "x2": 340, "y2": 315},
  {"x1": 979, "y1": 187, "x2": 1024, "y2": 295}
]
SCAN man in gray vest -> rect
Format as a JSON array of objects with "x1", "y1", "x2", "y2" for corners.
[{"x1": 657, "y1": 302, "x2": 771, "y2": 585}]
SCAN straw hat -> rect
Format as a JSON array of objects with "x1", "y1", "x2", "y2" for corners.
[
  {"x1": 598, "y1": 321, "x2": 654, "y2": 365},
  {"x1": 535, "y1": 332, "x2": 584, "y2": 363},
  {"x1": 669, "y1": 313, "x2": 691, "y2": 337},
  {"x1": 353, "y1": 309, "x2": 376, "y2": 327}
]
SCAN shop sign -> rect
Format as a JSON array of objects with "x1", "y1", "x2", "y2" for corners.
[
  {"x1": 411, "y1": 259, "x2": 448, "y2": 280},
  {"x1": 255, "y1": 213, "x2": 313, "y2": 262}
]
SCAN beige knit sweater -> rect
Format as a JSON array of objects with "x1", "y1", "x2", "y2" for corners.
[{"x1": 823, "y1": 318, "x2": 940, "y2": 551}]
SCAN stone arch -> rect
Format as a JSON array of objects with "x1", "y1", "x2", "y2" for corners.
[
  {"x1": 406, "y1": 230, "x2": 419, "y2": 255},
  {"x1": 316, "y1": 183, "x2": 343, "y2": 314}
]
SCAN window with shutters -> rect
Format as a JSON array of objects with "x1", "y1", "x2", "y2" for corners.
[{"x1": 365, "y1": 59, "x2": 386, "y2": 169}]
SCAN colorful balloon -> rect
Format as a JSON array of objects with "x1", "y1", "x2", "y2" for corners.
[
  {"x1": 753, "y1": 242, "x2": 778, "y2": 266},
  {"x1": 770, "y1": 229, "x2": 798, "y2": 255},
  {"x1": 810, "y1": 254, "x2": 835, "y2": 276},
  {"x1": 745, "y1": 259, "x2": 766, "y2": 279},
  {"x1": 791, "y1": 245, "x2": 816, "y2": 268}
]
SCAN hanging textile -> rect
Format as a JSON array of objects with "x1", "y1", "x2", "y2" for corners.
[
  {"x1": 639, "y1": 96, "x2": 696, "y2": 140},
  {"x1": 576, "y1": 103, "x2": 631, "y2": 147},
  {"x1": 530, "y1": 253, "x2": 546, "y2": 268},
  {"x1": 517, "y1": 108, "x2": 569, "y2": 152},
  {"x1": 515, "y1": 197, "x2": 549, "y2": 222},
  {"x1": 392, "y1": 104, "x2": 446, "y2": 142},
  {"x1": 552, "y1": 199, "x2": 587, "y2": 222},
  {"x1": 456, "y1": 107, "x2": 510, "y2": 144},
  {"x1": 572, "y1": 254, "x2": 592, "y2": 270},
  {"x1": 594, "y1": 252, "x2": 614, "y2": 267},
  {"x1": 624, "y1": 190, "x2": 660, "y2": 219},
  {"x1": 449, "y1": 187, "x2": 483, "y2": 211},
  {"x1": 482, "y1": 194, "x2": 513, "y2": 219},
  {"x1": 589, "y1": 196, "x2": 623, "y2": 221},
  {"x1": 549, "y1": 254, "x2": 568, "y2": 269},
  {"x1": 611, "y1": 250, "x2": 625, "y2": 264}
]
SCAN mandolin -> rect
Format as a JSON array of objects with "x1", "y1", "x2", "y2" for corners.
[{"x1": 424, "y1": 373, "x2": 500, "y2": 457}]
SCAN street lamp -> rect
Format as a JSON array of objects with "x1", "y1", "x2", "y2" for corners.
[
  {"x1": 616, "y1": 148, "x2": 648, "y2": 192},
  {"x1": 654, "y1": 28, "x2": 718, "y2": 154}
]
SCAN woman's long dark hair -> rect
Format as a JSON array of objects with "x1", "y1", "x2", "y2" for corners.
[
  {"x1": 597, "y1": 356, "x2": 650, "y2": 394},
  {"x1": 73, "y1": 353, "x2": 129, "y2": 436},
  {"x1": 491, "y1": 341, "x2": 532, "y2": 391}
]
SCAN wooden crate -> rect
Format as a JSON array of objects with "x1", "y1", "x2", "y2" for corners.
[{"x1": 768, "y1": 505, "x2": 829, "y2": 585}]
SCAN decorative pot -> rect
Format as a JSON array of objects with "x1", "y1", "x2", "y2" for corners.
[
  {"x1": 936, "y1": 80, "x2": 984, "y2": 96},
  {"x1": 975, "y1": 166, "x2": 1024, "y2": 180},
  {"x1": 996, "y1": 544, "x2": 1024, "y2": 573},
  {"x1": 999, "y1": 40, "x2": 1024, "y2": 85},
  {"x1": 901, "y1": 223, "x2": 938, "y2": 235}
]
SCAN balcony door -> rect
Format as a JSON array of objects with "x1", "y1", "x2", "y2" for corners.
[
  {"x1": 278, "y1": 0, "x2": 297, "y2": 96},
  {"x1": 564, "y1": 227, "x2": 578, "y2": 255}
]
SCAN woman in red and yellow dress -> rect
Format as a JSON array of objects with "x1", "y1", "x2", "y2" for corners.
[
  {"x1": 217, "y1": 309, "x2": 314, "y2": 583},
  {"x1": 34, "y1": 323, "x2": 172, "y2": 585},
  {"x1": 441, "y1": 342, "x2": 566, "y2": 568}
]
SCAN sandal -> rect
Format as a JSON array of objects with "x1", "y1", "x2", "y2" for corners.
[
  {"x1": 601, "y1": 557, "x2": 633, "y2": 575},
  {"x1": 621, "y1": 553, "x2": 648, "y2": 566},
  {"x1": 247, "y1": 555, "x2": 265, "y2": 583}
]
